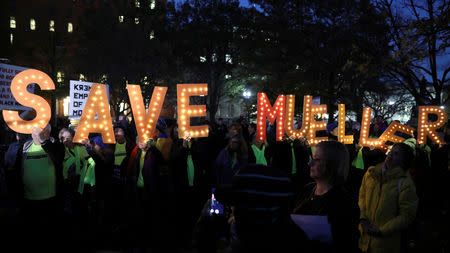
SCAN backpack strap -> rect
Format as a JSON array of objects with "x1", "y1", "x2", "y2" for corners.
[{"x1": 398, "y1": 177, "x2": 406, "y2": 195}]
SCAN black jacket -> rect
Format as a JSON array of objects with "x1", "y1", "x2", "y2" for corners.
[{"x1": 293, "y1": 183, "x2": 361, "y2": 253}]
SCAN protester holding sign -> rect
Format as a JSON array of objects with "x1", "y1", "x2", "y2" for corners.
[
  {"x1": 59, "y1": 128, "x2": 90, "y2": 215},
  {"x1": 170, "y1": 134, "x2": 210, "y2": 249},
  {"x1": 121, "y1": 136, "x2": 161, "y2": 247},
  {"x1": 20, "y1": 125, "x2": 65, "y2": 249}
]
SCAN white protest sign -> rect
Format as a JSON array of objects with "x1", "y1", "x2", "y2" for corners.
[
  {"x1": 0, "y1": 63, "x2": 34, "y2": 110},
  {"x1": 69, "y1": 80, "x2": 109, "y2": 119}
]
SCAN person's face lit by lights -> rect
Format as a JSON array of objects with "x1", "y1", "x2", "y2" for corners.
[
  {"x1": 309, "y1": 147, "x2": 325, "y2": 180},
  {"x1": 60, "y1": 131, "x2": 74, "y2": 148},
  {"x1": 115, "y1": 128, "x2": 126, "y2": 144}
]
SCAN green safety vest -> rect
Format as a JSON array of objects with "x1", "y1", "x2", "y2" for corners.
[
  {"x1": 251, "y1": 144, "x2": 268, "y2": 166},
  {"x1": 137, "y1": 151, "x2": 146, "y2": 188},
  {"x1": 187, "y1": 142, "x2": 195, "y2": 187},
  {"x1": 114, "y1": 142, "x2": 127, "y2": 166},
  {"x1": 23, "y1": 143, "x2": 56, "y2": 200},
  {"x1": 78, "y1": 157, "x2": 96, "y2": 194}
]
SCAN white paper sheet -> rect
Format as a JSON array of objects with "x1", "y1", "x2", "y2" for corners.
[{"x1": 290, "y1": 214, "x2": 333, "y2": 243}]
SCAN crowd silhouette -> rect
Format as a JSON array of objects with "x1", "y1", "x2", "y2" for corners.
[{"x1": 0, "y1": 114, "x2": 449, "y2": 253}]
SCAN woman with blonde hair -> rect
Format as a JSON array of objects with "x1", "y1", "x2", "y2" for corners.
[{"x1": 293, "y1": 141, "x2": 360, "y2": 252}]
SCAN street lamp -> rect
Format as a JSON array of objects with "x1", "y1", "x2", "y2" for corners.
[{"x1": 242, "y1": 90, "x2": 252, "y2": 122}]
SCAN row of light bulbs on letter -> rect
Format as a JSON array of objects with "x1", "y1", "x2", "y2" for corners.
[{"x1": 3, "y1": 69, "x2": 448, "y2": 148}]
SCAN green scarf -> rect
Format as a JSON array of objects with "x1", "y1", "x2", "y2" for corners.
[
  {"x1": 251, "y1": 144, "x2": 267, "y2": 166},
  {"x1": 231, "y1": 152, "x2": 237, "y2": 168},
  {"x1": 63, "y1": 146, "x2": 81, "y2": 180},
  {"x1": 418, "y1": 144, "x2": 431, "y2": 166},
  {"x1": 78, "y1": 157, "x2": 96, "y2": 194},
  {"x1": 291, "y1": 143, "x2": 297, "y2": 174},
  {"x1": 352, "y1": 147, "x2": 364, "y2": 170},
  {"x1": 187, "y1": 142, "x2": 195, "y2": 187}
]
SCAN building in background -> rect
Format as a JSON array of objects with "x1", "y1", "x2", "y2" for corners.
[{"x1": 1, "y1": 0, "x2": 167, "y2": 126}]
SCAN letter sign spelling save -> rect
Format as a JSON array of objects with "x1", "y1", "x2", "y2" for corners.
[
  {"x1": 73, "y1": 84, "x2": 115, "y2": 143},
  {"x1": 177, "y1": 84, "x2": 208, "y2": 139},
  {"x1": 3, "y1": 69, "x2": 55, "y2": 133},
  {"x1": 127, "y1": 85, "x2": 167, "y2": 143}
]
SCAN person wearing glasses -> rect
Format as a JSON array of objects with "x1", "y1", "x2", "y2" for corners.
[
  {"x1": 59, "y1": 128, "x2": 91, "y2": 216},
  {"x1": 293, "y1": 141, "x2": 360, "y2": 252}
]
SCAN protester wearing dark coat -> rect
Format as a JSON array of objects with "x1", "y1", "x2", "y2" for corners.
[
  {"x1": 216, "y1": 164, "x2": 311, "y2": 253},
  {"x1": 17, "y1": 126, "x2": 65, "y2": 251},
  {"x1": 214, "y1": 135, "x2": 248, "y2": 186},
  {"x1": 171, "y1": 137, "x2": 210, "y2": 248},
  {"x1": 271, "y1": 137, "x2": 313, "y2": 195},
  {"x1": 292, "y1": 141, "x2": 360, "y2": 253}
]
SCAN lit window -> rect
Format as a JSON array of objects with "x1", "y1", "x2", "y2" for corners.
[
  {"x1": 100, "y1": 74, "x2": 107, "y2": 83},
  {"x1": 150, "y1": 0, "x2": 156, "y2": 9},
  {"x1": 119, "y1": 16, "x2": 124, "y2": 23},
  {"x1": 67, "y1": 23, "x2": 73, "y2": 33},
  {"x1": 30, "y1": 19, "x2": 36, "y2": 30},
  {"x1": 10, "y1": 17, "x2": 16, "y2": 29},
  {"x1": 57, "y1": 71, "x2": 64, "y2": 83},
  {"x1": 79, "y1": 74, "x2": 86, "y2": 81},
  {"x1": 135, "y1": 18, "x2": 139, "y2": 24},
  {"x1": 49, "y1": 20, "x2": 55, "y2": 32},
  {"x1": 200, "y1": 56, "x2": 206, "y2": 62},
  {"x1": 226, "y1": 54, "x2": 232, "y2": 64},
  {"x1": 63, "y1": 96, "x2": 70, "y2": 116},
  {"x1": 149, "y1": 30, "x2": 155, "y2": 40},
  {"x1": 10, "y1": 34, "x2": 13, "y2": 44},
  {"x1": 135, "y1": 0, "x2": 140, "y2": 8},
  {"x1": 225, "y1": 74, "x2": 231, "y2": 79}
]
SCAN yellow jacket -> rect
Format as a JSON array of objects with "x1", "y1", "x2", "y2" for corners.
[{"x1": 358, "y1": 163, "x2": 418, "y2": 253}]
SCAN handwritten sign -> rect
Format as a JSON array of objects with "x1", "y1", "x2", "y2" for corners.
[
  {"x1": 0, "y1": 63, "x2": 34, "y2": 110},
  {"x1": 69, "y1": 80, "x2": 109, "y2": 119}
]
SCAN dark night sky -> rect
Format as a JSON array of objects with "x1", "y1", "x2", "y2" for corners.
[
  {"x1": 171, "y1": 0, "x2": 449, "y2": 78},
  {"x1": 173, "y1": 0, "x2": 254, "y2": 8}
]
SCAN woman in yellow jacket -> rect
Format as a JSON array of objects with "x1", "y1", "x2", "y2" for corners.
[{"x1": 358, "y1": 142, "x2": 418, "y2": 253}]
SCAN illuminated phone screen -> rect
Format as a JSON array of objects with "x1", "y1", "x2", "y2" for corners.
[{"x1": 210, "y1": 189, "x2": 223, "y2": 215}]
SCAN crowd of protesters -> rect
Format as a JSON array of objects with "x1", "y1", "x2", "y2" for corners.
[{"x1": 0, "y1": 113, "x2": 449, "y2": 253}]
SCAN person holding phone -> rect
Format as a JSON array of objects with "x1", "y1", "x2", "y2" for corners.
[
  {"x1": 214, "y1": 163, "x2": 309, "y2": 253},
  {"x1": 121, "y1": 136, "x2": 161, "y2": 247},
  {"x1": 171, "y1": 134, "x2": 210, "y2": 249}
]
